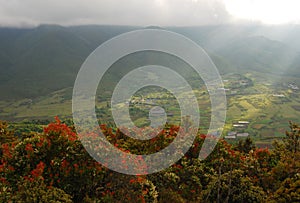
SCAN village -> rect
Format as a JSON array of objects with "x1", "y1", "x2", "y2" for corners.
[
  {"x1": 224, "y1": 120, "x2": 250, "y2": 140},
  {"x1": 100, "y1": 72, "x2": 300, "y2": 145}
]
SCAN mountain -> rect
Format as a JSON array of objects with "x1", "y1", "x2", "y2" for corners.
[
  {"x1": 0, "y1": 25, "x2": 137, "y2": 99},
  {"x1": 216, "y1": 36, "x2": 299, "y2": 75},
  {"x1": 0, "y1": 24, "x2": 299, "y2": 100},
  {"x1": 170, "y1": 25, "x2": 300, "y2": 75}
]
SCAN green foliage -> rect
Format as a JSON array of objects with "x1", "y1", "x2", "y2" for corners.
[
  {"x1": 157, "y1": 188, "x2": 185, "y2": 203},
  {"x1": 11, "y1": 178, "x2": 72, "y2": 203},
  {"x1": 236, "y1": 137, "x2": 256, "y2": 153},
  {"x1": 1, "y1": 117, "x2": 107, "y2": 202},
  {"x1": 285, "y1": 122, "x2": 300, "y2": 154},
  {"x1": 0, "y1": 121, "x2": 15, "y2": 144},
  {"x1": 203, "y1": 169, "x2": 266, "y2": 203},
  {"x1": 0, "y1": 119, "x2": 299, "y2": 202},
  {"x1": 270, "y1": 122, "x2": 300, "y2": 192},
  {"x1": 268, "y1": 175, "x2": 300, "y2": 203},
  {"x1": 0, "y1": 181, "x2": 13, "y2": 203}
]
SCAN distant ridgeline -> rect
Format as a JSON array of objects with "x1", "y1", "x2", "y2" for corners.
[{"x1": 0, "y1": 24, "x2": 300, "y2": 100}]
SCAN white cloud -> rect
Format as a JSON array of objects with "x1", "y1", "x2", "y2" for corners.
[
  {"x1": 1, "y1": 0, "x2": 300, "y2": 27},
  {"x1": 0, "y1": 0, "x2": 231, "y2": 27},
  {"x1": 224, "y1": 0, "x2": 300, "y2": 24}
]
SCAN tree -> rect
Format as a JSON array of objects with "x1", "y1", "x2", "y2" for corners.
[
  {"x1": 285, "y1": 122, "x2": 300, "y2": 154},
  {"x1": 268, "y1": 175, "x2": 300, "y2": 203},
  {"x1": 0, "y1": 121, "x2": 15, "y2": 144},
  {"x1": 236, "y1": 137, "x2": 256, "y2": 153},
  {"x1": 203, "y1": 169, "x2": 265, "y2": 203},
  {"x1": 271, "y1": 122, "x2": 300, "y2": 191}
]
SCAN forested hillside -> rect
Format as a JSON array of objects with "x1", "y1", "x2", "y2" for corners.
[
  {"x1": 0, "y1": 118, "x2": 299, "y2": 202},
  {"x1": 0, "y1": 25, "x2": 300, "y2": 100}
]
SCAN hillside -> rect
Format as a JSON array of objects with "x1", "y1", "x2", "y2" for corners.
[
  {"x1": 0, "y1": 25, "x2": 299, "y2": 141},
  {"x1": 0, "y1": 25, "x2": 137, "y2": 99},
  {"x1": 0, "y1": 25, "x2": 299, "y2": 100}
]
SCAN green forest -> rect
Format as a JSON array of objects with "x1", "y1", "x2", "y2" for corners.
[{"x1": 0, "y1": 117, "x2": 299, "y2": 202}]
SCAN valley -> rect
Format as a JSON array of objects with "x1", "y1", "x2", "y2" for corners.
[
  {"x1": 1, "y1": 70, "x2": 299, "y2": 148},
  {"x1": 1, "y1": 25, "x2": 300, "y2": 147}
]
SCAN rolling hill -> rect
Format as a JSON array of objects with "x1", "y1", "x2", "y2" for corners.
[
  {"x1": 0, "y1": 24, "x2": 299, "y2": 101},
  {"x1": 0, "y1": 25, "x2": 138, "y2": 100},
  {"x1": 0, "y1": 24, "x2": 299, "y2": 120}
]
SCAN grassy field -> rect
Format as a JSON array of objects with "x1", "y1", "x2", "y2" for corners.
[
  {"x1": 0, "y1": 72, "x2": 299, "y2": 146},
  {"x1": 0, "y1": 88, "x2": 73, "y2": 121}
]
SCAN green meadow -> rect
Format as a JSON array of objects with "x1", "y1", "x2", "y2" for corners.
[{"x1": 1, "y1": 71, "x2": 299, "y2": 147}]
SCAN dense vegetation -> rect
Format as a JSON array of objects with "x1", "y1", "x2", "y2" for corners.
[{"x1": 0, "y1": 117, "x2": 299, "y2": 202}]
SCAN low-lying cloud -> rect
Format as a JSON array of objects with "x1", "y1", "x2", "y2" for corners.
[{"x1": 0, "y1": 0, "x2": 233, "y2": 27}]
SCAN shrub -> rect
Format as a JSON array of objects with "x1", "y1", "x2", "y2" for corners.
[{"x1": 11, "y1": 178, "x2": 72, "y2": 203}]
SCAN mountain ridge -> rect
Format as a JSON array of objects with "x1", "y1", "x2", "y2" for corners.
[{"x1": 0, "y1": 24, "x2": 299, "y2": 100}]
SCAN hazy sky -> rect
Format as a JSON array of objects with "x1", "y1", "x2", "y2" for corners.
[{"x1": 0, "y1": 0, "x2": 300, "y2": 27}]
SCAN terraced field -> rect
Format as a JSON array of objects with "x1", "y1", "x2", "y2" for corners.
[{"x1": 1, "y1": 72, "x2": 299, "y2": 147}]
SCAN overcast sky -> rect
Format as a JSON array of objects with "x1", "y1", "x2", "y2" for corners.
[{"x1": 0, "y1": 0, "x2": 300, "y2": 27}]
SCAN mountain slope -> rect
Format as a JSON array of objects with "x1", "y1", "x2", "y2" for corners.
[
  {"x1": 0, "y1": 25, "x2": 138, "y2": 99},
  {"x1": 216, "y1": 36, "x2": 299, "y2": 74},
  {"x1": 0, "y1": 24, "x2": 300, "y2": 100}
]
